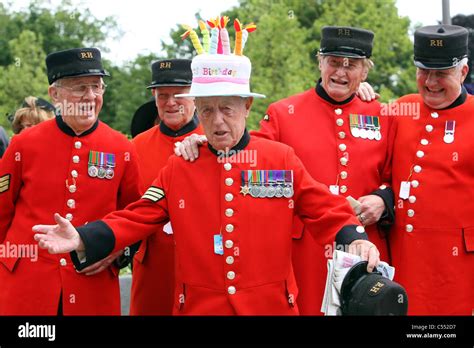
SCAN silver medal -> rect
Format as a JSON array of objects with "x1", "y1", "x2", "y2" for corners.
[
  {"x1": 283, "y1": 186, "x2": 293, "y2": 198},
  {"x1": 275, "y1": 186, "x2": 283, "y2": 198},
  {"x1": 351, "y1": 127, "x2": 360, "y2": 138},
  {"x1": 105, "y1": 168, "x2": 115, "y2": 180},
  {"x1": 375, "y1": 130, "x2": 382, "y2": 141},
  {"x1": 367, "y1": 129, "x2": 375, "y2": 140},
  {"x1": 266, "y1": 186, "x2": 276, "y2": 198},
  {"x1": 88, "y1": 165, "x2": 98, "y2": 178},
  {"x1": 97, "y1": 167, "x2": 106, "y2": 179}
]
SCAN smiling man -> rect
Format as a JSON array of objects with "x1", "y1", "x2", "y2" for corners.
[
  {"x1": 0, "y1": 47, "x2": 141, "y2": 315},
  {"x1": 250, "y1": 26, "x2": 396, "y2": 315},
  {"x1": 390, "y1": 25, "x2": 474, "y2": 315},
  {"x1": 33, "y1": 27, "x2": 380, "y2": 315},
  {"x1": 130, "y1": 59, "x2": 203, "y2": 315}
]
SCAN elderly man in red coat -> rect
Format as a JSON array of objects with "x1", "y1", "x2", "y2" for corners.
[
  {"x1": 390, "y1": 25, "x2": 474, "y2": 315},
  {"x1": 33, "y1": 22, "x2": 380, "y2": 315},
  {"x1": 0, "y1": 48, "x2": 141, "y2": 315},
  {"x1": 176, "y1": 26, "x2": 395, "y2": 315},
  {"x1": 130, "y1": 59, "x2": 203, "y2": 315}
]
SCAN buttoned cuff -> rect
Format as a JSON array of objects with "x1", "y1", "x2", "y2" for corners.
[
  {"x1": 370, "y1": 186, "x2": 395, "y2": 228},
  {"x1": 70, "y1": 220, "x2": 115, "y2": 271},
  {"x1": 335, "y1": 224, "x2": 368, "y2": 248}
]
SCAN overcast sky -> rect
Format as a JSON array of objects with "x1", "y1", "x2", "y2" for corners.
[{"x1": 6, "y1": 0, "x2": 474, "y2": 64}]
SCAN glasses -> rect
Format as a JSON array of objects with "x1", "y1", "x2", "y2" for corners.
[{"x1": 56, "y1": 83, "x2": 107, "y2": 98}]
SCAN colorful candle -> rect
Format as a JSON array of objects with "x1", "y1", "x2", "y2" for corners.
[
  {"x1": 234, "y1": 19, "x2": 243, "y2": 55},
  {"x1": 220, "y1": 16, "x2": 231, "y2": 55},
  {"x1": 242, "y1": 23, "x2": 257, "y2": 52},
  {"x1": 207, "y1": 18, "x2": 219, "y2": 54},
  {"x1": 199, "y1": 20, "x2": 210, "y2": 54},
  {"x1": 181, "y1": 25, "x2": 204, "y2": 55}
]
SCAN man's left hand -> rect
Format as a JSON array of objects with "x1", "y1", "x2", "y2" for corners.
[
  {"x1": 356, "y1": 194, "x2": 385, "y2": 226},
  {"x1": 79, "y1": 250, "x2": 124, "y2": 276}
]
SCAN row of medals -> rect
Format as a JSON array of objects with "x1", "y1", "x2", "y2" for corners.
[
  {"x1": 88, "y1": 165, "x2": 114, "y2": 180},
  {"x1": 245, "y1": 183, "x2": 294, "y2": 198},
  {"x1": 351, "y1": 126, "x2": 382, "y2": 141}
]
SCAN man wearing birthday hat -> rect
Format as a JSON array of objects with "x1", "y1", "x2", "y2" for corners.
[
  {"x1": 390, "y1": 25, "x2": 474, "y2": 315},
  {"x1": 176, "y1": 25, "x2": 396, "y2": 315},
  {"x1": 33, "y1": 17, "x2": 380, "y2": 315}
]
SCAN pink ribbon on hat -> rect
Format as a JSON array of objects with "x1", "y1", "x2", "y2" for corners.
[{"x1": 193, "y1": 77, "x2": 249, "y2": 84}]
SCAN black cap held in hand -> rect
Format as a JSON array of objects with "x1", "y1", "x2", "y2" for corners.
[{"x1": 340, "y1": 261, "x2": 408, "y2": 316}]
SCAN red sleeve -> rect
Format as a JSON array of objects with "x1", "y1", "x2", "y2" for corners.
[
  {"x1": 0, "y1": 136, "x2": 23, "y2": 243},
  {"x1": 103, "y1": 157, "x2": 172, "y2": 253}
]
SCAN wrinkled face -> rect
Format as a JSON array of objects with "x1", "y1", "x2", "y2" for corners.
[
  {"x1": 153, "y1": 86, "x2": 195, "y2": 130},
  {"x1": 48, "y1": 76, "x2": 104, "y2": 134},
  {"x1": 416, "y1": 64, "x2": 468, "y2": 109},
  {"x1": 319, "y1": 55, "x2": 368, "y2": 102},
  {"x1": 195, "y1": 96, "x2": 253, "y2": 151}
]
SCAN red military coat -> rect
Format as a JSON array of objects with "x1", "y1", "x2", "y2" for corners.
[
  {"x1": 391, "y1": 93, "x2": 474, "y2": 315},
  {"x1": 75, "y1": 132, "x2": 365, "y2": 315},
  {"x1": 0, "y1": 117, "x2": 141, "y2": 315},
  {"x1": 252, "y1": 86, "x2": 395, "y2": 314},
  {"x1": 131, "y1": 116, "x2": 203, "y2": 315}
]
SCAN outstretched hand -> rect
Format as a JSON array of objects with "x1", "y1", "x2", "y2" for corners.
[{"x1": 33, "y1": 213, "x2": 83, "y2": 254}]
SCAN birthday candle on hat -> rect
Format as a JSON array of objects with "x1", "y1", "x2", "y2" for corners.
[
  {"x1": 234, "y1": 19, "x2": 243, "y2": 55},
  {"x1": 242, "y1": 23, "x2": 257, "y2": 52},
  {"x1": 220, "y1": 16, "x2": 231, "y2": 55},
  {"x1": 181, "y1": 25, "x2": 204, "y2": 55},
  {"x1": 199, "y1": 20, "x2": 210, "y2": 54},
  {"x1": 207, "y1": 18, "x2": 219, "y2": 54}
]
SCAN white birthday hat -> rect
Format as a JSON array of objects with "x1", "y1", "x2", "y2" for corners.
[{"x1": 175, "y1": 17, "x2": 265, "y2": 99}]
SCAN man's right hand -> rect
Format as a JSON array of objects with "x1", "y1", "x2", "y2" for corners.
[
  {"x1": 174, "y1": 134, "x2": 207, "y2": 161},
  {"x1": 33, "y1": 213, "x2": 84, "y2": 254}
]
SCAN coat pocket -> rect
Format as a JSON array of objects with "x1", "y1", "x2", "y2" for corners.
[
  {"x1": 463, "y1": 226, "x2": 474, "y2": 252},
  {"x1": 0, "y1": 255, "x2": 20, "y2": 273}
]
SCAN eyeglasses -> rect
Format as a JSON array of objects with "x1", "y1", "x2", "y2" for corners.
[{"x1": 56, "y1": 83, "x2": 107, "y2": 98}]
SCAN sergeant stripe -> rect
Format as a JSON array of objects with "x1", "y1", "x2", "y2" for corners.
[
  {"x1": 0, "y1": 174, "x2": 10, "y2": 183},
  {"x1": 0, "y1": 174, "x2": 10, "y2": 193},
  {"x1": 141, "y1": 186, "x2": 165, "y2": 203},
  {"x1": 146, "y1": 187, "x2": 164, "y2": 195}
]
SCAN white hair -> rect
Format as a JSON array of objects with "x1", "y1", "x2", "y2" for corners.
[{"x1": 456, "y1": 57, "x2": 469, "y2": 71}]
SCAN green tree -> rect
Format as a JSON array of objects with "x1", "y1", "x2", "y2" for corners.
[
  {"x1": 0, "y1": 0, "x2": 119, "y2": 67},
  {"x1": 0, "y1": 30, "x2": 49, "y2": 129},
  {"x1": 103, "y1": 53, "x2": 162, "y2": 135}
]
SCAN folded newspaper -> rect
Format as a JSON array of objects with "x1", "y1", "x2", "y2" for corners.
[{"x1": 321, "y1": 250, "x2": 395, "y2": 315}]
